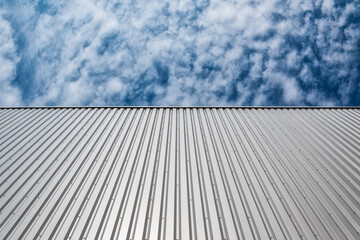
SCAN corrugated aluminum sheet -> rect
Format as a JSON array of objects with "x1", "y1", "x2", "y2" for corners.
[{"x1": 0, "y1": 107, "x2": 359, "y2": 239}]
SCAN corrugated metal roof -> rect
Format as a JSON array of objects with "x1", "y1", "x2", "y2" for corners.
[{"x1": 0, "y1": 107, "x2": 359, "y2": 239}]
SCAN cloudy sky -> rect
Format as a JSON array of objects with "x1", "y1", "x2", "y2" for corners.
[{"x1": 0, "y1": 0, "x2": 359, "y2": 106}]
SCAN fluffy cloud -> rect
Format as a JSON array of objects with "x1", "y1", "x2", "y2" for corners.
[
  {"x1": 0, "y1": 0, "x2": 359, "y2": 106},
  {"x1": 0, "y1": 13, "x2": 22, "y2": 106}
]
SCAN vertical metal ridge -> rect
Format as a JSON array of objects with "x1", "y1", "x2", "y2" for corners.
[
  {"x1": 328, "y1": 110, "x2": 360, "y2": 140},
  {"x1": 0, "y1": 109, "x2": 60, "y2": 163},
  {"x1": 0, "y1": 109, "x2": 76, "y2": 199},
  {"x1": 268, "y1": 110, "x2": 349, "y2": 238},
  {"x1": 278, "y1": 110, "x2": 358, "y2": 191},
  {"x1": 229, "y1": 109, "x2": 279, "y2": 238},
  {"x1": 51, "y1": 109, "x2": 125, "y2": 239},
  {"x1": 205, "y1": 109, "x2": 243, "y2": 239},
  {"x1": 35, "y1": 108, "x2": 114, "y2": 239},
  {"x1": 314, "y1": 110, "x2": 360, "y2": 170},
  {"x1": 303, "y1": 110, "x2": 360, "y2": 171},
  {"x1": 74, "y1": 109, "x2": 132, "y2": 239},
  {"x1": 243, "y1": 110, "x2": 308, "y2": 239},
  {"x1": 0, "y1": 108, "x2": 359, "y2": 240},
  {"x1": 111, "y1": 109, "x2": 153, "y2": 239},
  {"x1": 156, "y1": 108, "x2": 173, "y2": 240},
  {"x1": 141, "y1": 109, "x2": 166, "y2": 240},
  {"x1": 286, "y1": 110, "x2": 360, "y2": 193},
  {"x1": 12, "y1": 110, "x2": 109, "y2": 238},
  {"x1": 234, "y1": 109, "x2": 289, "y2": 239},
  {"x1": 183, "y1": 109, "x2": 196, "y2": 240},
  {"x1": 0, "y1": 109, "x2": 16, "y2": 123},
  {"x1": 249, "y1": 109, "x2": 333, "y2": 239},
  {"x1": 126, "y1": 108, "x2": 164, "y2": 240},
  {"x1": 197, "y1": 109, "x2": 229, "y2": 240},
  {"x1": 346, "y1": 109, "x2": 360, "y2": 121},
  {"x1": 239, "y1": 109, "x2": 301, "y2": 239},
  {"x1": 0, "y1": 109, "x2": 89, "y2": 215},
  {"x1": 0, "y1": 109, "x2": 30, "y2": 131},
  {"x1": 269, "y1": 110, "x2": 360, "y2": 215},
  {"x1": 265, "y1": 109, "x2": 360, "y2": 239},
  {"x1": 93, "y1": 108, "x2": 142, "y2": 239},
  {"x1": 124, "y1": 109, "x2": 160, "y2": 239},
  {"x1": 217, "y1": 109, "x2": 262, "y2": 239},
  {"x1": 173, "y1": 108, "x2": 181, "y2": 240},
  {"x1": 189, "y1": 108, "x2": 214, "y2": 240},
  {"x1": 0, "y1": 109, "x2": 38, "y2": 138}
]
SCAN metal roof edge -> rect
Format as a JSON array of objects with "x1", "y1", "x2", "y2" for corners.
[{"x1": 0, "y1": 106, "x2": 359, "y2": 109}]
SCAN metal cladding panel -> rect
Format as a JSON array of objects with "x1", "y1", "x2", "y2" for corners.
[{"x1": 0, "y1": 107, "x2": 359, "y2": 240}]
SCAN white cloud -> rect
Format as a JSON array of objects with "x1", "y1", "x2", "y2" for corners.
[
  {"x1": 0, "y1": 14, "x2": 22, "y2": 106},
  {"x1": 1, "y1": 0, "x2": 359, "y2": 106},
  {"x1": 282, "y1": 78, "x2": 303, "y2": 104}
]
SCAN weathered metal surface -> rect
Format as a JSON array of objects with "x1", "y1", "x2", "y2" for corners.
[{"x1": 0, "y1": 107, "x2": 359, "y2": 239}]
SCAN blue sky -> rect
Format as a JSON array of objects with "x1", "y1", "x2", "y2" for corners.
[{"x1": 0, "y1": 0, "x2": 359, "y2": 106}]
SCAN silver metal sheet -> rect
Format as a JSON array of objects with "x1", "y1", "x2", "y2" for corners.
[{"x1": 0, "y1": 107, "x2": 359, "y2": 239}]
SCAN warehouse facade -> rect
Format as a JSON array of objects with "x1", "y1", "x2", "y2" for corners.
[{"x1": 0, "y1": 107, "x2": 359, "y2": 239}]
